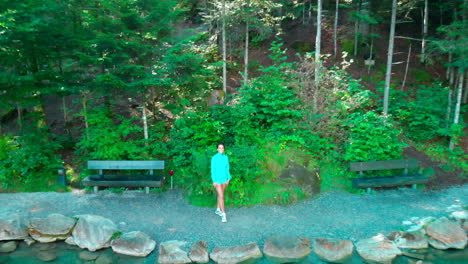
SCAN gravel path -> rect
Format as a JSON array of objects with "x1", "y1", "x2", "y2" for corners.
[{"x1": 1, "y1": 185, "x2": 467, "y2": 248}]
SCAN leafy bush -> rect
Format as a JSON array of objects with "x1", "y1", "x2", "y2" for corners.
[
  {"x1": 75, "y1": 107, "x2": 147, "y2": 160},
  {"x1": 344, "y1": 111, "x2": 405, "y2": 162},
  {"x1": 396, "y1": 83, "x2": 451, "y2": 141},
  {"x1": 0, "y1": 130, "x2": 62, "y2": 189}
]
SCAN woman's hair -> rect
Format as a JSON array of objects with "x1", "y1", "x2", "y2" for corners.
[{"x1": 217, "y1": 143, "x2": 224, "y2": 148}]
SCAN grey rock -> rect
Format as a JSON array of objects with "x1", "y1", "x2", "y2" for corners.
[
  {"x1": 190, "y1": 240, "x2": 209, "y2": 263},
  {"x1": 95, "y1": 253, "x2": 114, "y2": 264},
  {"x1": 79, "y1": 250, "x2": 101, "y2": 261},
  {"x1": 425, "y1": 217, "x2": 467, "y2": 249},
  {"x1": 263, "y1": 235, "x2": 311, "y2": 263},
  {"x1": 0, "y1": 213, "x2": 28, "y2": 241},
  {"x1": 388, "y1": 231, "x2": 428, "y2": 249},
  {"x1": 158, "y1": 240, "x2": 191, "y2": 264},
  {"x1": 28, "y1": 213, "x2": 76, "y2": 243},
  {"x1": 24, "y1": 236, "x2": 36, "y2": 246},
  {"x1": 110, "y1": 231, "x2": 156, "y2": 257},
  {"x1": 279, "y1": 162, "x2": 320, "y2": 197},
  {"x1": 65, "y1": 236, "x2": 77, "y2": 246},
  {"x1": 356, "y1": 233, "x2": 401, "y2": 264},
  {"x1": 0, "y1": 241, "x2": 17, "y2": 253},
  {"x1": 313, "y1": 237, "x2": 354, "y2": 263},
  {"x1": 36, "y1": 250, "x2": 57, "y2": 262},
  {"x1": 211, "y1": 242, "x2": 262, "y2": 264},
  {"x1": 72, "y1": 214, "x2": 118, "y2": 251}
]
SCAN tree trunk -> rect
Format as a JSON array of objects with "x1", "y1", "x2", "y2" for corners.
[
  {"x1": 449, "y1": 71, "x2": 464, "y2": 150},
  {"x1": 421, "y1": 0, "x2": 428, "y2": 63},
  {"x1": 446, "y1": 88, "x2": 453, "y2": 129},
  {"x1": 354, "y1": 0, "x2": 361, "y2": 58},
  {"x1": 16, "y1": 103, "x2": 22, "y2": 132},
  {"x1": 401, "y1": 43, "x2": 412, "y2": 91},
  {"x1": 314, "y1": 0, "x2": 322, "y2": 112},
  {"x1": 464, "y1": 77, "x2": 468, "y2": 103},
  {"x1": 142, "y1": 99, "x2": 148, "y2": 146},
  {"x1": 244, "y1": 21, "x2": 249, "y2": 86},
  {"x1": 302, "y1": 0, "x2": 306, "y2": 25},
  {"x1": 222, "y1": 0, "x2": 227, "y2": 94},
  {"x1": 383, "y1": 0, "x2": 397, "y2": 116},
  {"x1": 81, "y1": 91, "x2": 89, "y2": 140},
  {"x1": 333, "y1": 0, "x2": 339, "y2": 58}
]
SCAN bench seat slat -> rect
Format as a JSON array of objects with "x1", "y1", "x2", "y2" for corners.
[
  {"x1": 82, "y1": 177, "x2": 163, "y2": 188},
  {"x1": 350, "y1": 159, "x2": 419, "y2": 171},
  {"x1": 88, "y1": 160, "x2": 164, "y2": 170},
  {"x1": 352, "y1": 174, "x2": 429, "y2": 188}
]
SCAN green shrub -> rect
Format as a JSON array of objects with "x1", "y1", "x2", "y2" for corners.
[
  {"x1": 341, "y1": 39, "x2": 354, "y2": 55},
  {"x1": 344, "y1": 111, "x2": 405, "y2": 162},
  {"x1": 291, "y1": 40, "x2": 313, "y2": 53},
  {"x1": 0, "y1": 130, "x2": 62, "y2": 189}
]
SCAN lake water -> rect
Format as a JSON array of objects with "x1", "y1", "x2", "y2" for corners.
[{"x1": 0, "y1": 241, "x2": 467, "y2": 264}]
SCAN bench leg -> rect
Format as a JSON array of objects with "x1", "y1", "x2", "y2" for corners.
[
  {"x1": 366, "y1": 187, "x2": 371, "y2": 194},
  {"x1": 93, "y1": 186, "x2": 98, "y2": 193},
  {"x1": 412, "y1": 184, "x2": 417, "y2": 190},
  {"x1": 145, "y1": 186, "x2": 149, "y2": 194}
]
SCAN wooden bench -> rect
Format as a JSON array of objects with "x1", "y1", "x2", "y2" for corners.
[
  {"x1": 350, "y1": 159, "x2": 428, "y2": 193},
  {"x1": 82, "y1": 160, "x2": 165, "y2": 194}
]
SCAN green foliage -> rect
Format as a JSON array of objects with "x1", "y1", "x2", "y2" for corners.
[
  {"x1": 0, "y1": 129, "x2": 62, "y2": 189},
  {"x1": 396, "y1": 83, "x2": 452, "y2": 141},
  {"x1": 344, "y1": 111, "x2": 405, "y2": 162},
  {"x1": 291, "y1": 40, "x2": 313, "y2": 53},
  {"x1": 75, "y1": 107, "x2": 144, "y2": 160},
  {"x1": 411, "y1": 69, "x2": 433, "y2": 83},
  {"x1": 417, "y1": 142, "x2": 468, "y2": 174},
  {"x1": 341, "y1": 39, "x2": 354, "y2": 55}
]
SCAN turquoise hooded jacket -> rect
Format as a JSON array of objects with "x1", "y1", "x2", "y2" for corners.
[{"x1": 211, "y1": 152, "x2": 231, "y2": 184}]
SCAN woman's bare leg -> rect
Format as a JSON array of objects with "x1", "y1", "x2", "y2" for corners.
[{"x1": 215, "y1": 183, "x2": 227, "y2": 213}]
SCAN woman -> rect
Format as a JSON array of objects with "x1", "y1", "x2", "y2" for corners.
[{"x1": 211, "y1": 143, "x2": 231, "y2": 223}]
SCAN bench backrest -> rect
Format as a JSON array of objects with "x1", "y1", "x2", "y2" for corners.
[
  {"x1": 88, "y1": 160, "x2": 165, "y2": 172},
  {"x1": 350, "y1": 159, "x2": 419, "y2": 172}
]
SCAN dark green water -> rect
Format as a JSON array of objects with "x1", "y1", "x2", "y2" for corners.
[{"x1": 0, "y1": 241, "x2": 467, "y2": 264}]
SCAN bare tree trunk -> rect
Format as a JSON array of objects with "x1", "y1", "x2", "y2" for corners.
[
  {"x1": 302, "y1": 0, "x2": 306, "y2": 25},
  {"x1": 401, "y1": 43, "x2": 412, "y2": 91},
  {"x1": 353, "y1": 1, "x2": 360, "y2": 58},
  {"x1": 464, "y1": 77, "x2": 468, "y2": 103},
  {"x1": 314, "y1": 0, "x2": 322, "y2": 112},
  {"x1": 446, "y1": 88, "x2": 453, "y2": 129},
  {"x1": 333, "y1": 0, "x2": 339, "y2": 58},
  {"x1": 62, "y1": 96, "x2": 70, "y2": 135},
  {"x1": 383, "y1": 0, "x2": 397, "y2": 116},
  {"x1": 142, "y1": 99, "x2": 148, "y2": 146},
  {"x1": 244, "y1": 21, "x2": 249, "y2": 86},
  {"x1": 421, "y1": 0, "x2": 428, "y2": 63},
  {"x1": 446, "y1": 52, "x2": 452, "y2": 80},
  {"x1": 449, "y1": 71, "x2": 464, "y2": 150},
  {"x1": 16, "y1": 103, "x2": 22, "y2": 132},
  {"x1": 81, "y1": 91, "x2": 89, "y2": 140},
  {"x1": 222, "y1": 0, "x2": 227, "y2": 94}
]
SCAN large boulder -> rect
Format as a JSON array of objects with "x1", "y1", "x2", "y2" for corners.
[
  {"x1": 0, "y1": 212, "x2": 28, "y2": 241},
  {"x1": 425, "y1": 217, "x2": 467, "y2": 249},
  {"x1": 28, "y1": 213, "x2": 76, "y2": 243},
  {"x1": 211, "y1": 242, "x2": 262, "y2": 264},
  {"x1": 263, "y1": 235, "x2": 311, "y2": 263},
  {"x1": 0, "y1": 241, "x2": 18, "y2": 253},
  {"x1": 190, "y1": 240, "x2": 209, "y2": 263},
  {"x1": 72, "y1": 215, "x2": 118, "y2": 251},
  {"x1": 111, "y1": 231, "x2": 156, "y2": 257},
  {"x1": 279, "y1": 162, "x2": 320, "y2": 197},
  {"x1": 356, "y1": 234, "x2": 401, "y2": 264},
  {"x1": 313, "y1": 238, "x2": 354, "y2": 263},
  {"x1": 158, "y1": 240, "x2": 191, "y2": 264},
  {"x1": 387, "y1": 231, "x2": 428, "y2": 249}
]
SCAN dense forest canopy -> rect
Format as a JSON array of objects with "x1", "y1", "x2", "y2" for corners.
[{"x1": 0, "y1": 0, "x2": 466, "y2": 204}]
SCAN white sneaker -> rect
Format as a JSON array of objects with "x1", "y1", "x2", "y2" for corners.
[
  {"x1": 215, "y1": 208, "x2": 222, "y2": 216},
  {"x1": 221, "y1": 213, "x2": 227, "y2": 223}
]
